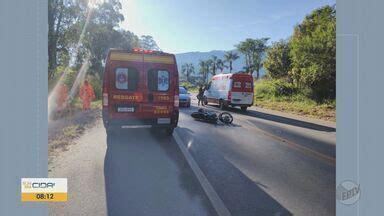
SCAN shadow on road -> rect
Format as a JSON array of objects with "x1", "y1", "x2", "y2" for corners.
[
  {"x1": 205, "y1": 104, "x2": 336, "y2": 132},
  {"x1": 104, "y1": 129, "x2": 217, "y2": 216},
  {"x1": 247, "y1": 118, "x2": 336, "y2": 158},
  {"x1": 177, "y1": 127, "x2": 293, "y2": 216}
]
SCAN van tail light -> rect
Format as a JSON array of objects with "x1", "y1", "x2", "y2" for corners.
[
  {"x1": 228, "y1": 91, "x2": 232, "y2": 101},
  {"x1": 174, "y1": 95, "x2": 179, "y2": 107},
  {"x1": 103, "y1": 93, "x2": 108, "y2": 106}
]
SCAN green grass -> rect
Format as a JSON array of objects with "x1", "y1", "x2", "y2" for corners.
[
  {"x1": 180, "y1": 81, "x2": 199, "y2": 93},
  {"x1": 254, "y1": 79, "x2": 335, "y2": 121},
  {"x1": 62, "y1": 125, "x2": 84, "y2": 139},
  {"x1": 91, "y1": 100, "x2": 102, "y2": 109},
  {"x1": 71, "y1": 98, "x2": 102, "y2": 110},
  {"x1": 50, "y1": 125, "x2": 85, "y2": 152},
  {"x1": 187, "y1": 86, "x2": 199, "y2": 93}
]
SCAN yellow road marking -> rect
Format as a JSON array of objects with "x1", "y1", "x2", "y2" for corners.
[{"x1": 242, "y1": 119, "x2": 336, "y2": 166}]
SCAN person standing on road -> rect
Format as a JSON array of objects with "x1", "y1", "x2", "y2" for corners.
[
  {"x1": 79, "y1": 80, "x2": 95, "y2": 111},
  {"x1": 197, "y1": 85, "x2": 205, "y2": 106}
]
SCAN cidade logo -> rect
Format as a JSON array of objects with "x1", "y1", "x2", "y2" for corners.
[
  {"x1": 22, "y1": 181, "x2": 55, "y2": 189},
  {"x1": 336, "y1": 180, "x2": 360, "y2": 205},
  {"x1": 21, "y1": 178, "x2": 67, "y2": 202},
  {"x1": 32, "y1": 182, "x2": 56, "y2": 188}
]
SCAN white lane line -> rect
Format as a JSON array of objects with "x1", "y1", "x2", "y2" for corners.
[{"x1": 174, "y1": 131, "x2": 232, "y2": 216}]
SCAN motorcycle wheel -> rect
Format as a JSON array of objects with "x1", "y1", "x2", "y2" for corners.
[{"x1": 219, "y1": 112, "x2": 233, "y2": 124}]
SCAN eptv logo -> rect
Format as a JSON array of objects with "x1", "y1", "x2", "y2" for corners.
[{"x1": 337, "y1": 180, "x2": 361, "y2": 205}]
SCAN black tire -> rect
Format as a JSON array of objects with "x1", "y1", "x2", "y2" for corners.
[
  {"x1": 219, "y1": 112, "x2": 233, "y2": 124},
  {"x1": 165, "y1": 127, "x2": 174, "y2": 136},
  {"x1": 203, "y1": 97, "x2": 208, "y2": 105},
  {"x1": 241, "y1": 106, "x2": 248, "y2": 112}
]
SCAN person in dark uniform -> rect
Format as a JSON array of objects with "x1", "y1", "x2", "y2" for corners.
[{"x1": 197, "y1": 85, "x2": 205, "y2": 106}]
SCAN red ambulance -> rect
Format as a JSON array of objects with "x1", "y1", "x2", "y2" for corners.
[{"x1": 102, "y1": 48, "x2": 179, "y2": 135}]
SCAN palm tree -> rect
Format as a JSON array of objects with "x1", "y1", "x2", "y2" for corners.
[
  {"x1": 236, "y1": 39, "x2": 253, "y2": 74},
  {"x1": 216, "y1": 59, "x2": 228, "y2": 73},
  {"x1": 251, "y1": 38, "x2": 269, "y2": 79},
  {"x1": 181, "y1": 63, "x2": 195, "y2": 81},
  {"x1": 236, "y1": 38, "x2": 269, "y2": 79},
  {"x1": 188, "y1": 63, "x2": 195, "y2": 80},
  {"x1": 224, "y1": 51, "x2": 240, "y2": 73},
  {"x1": 181, "y1": 64, "x2": 188, "y2": 80},
  {"x1": 209, "y1": 55, "x2": 220, "y2": 76},
  {"x1": 206, "y1": 59, "x2": 214, "y2": 77},
  {"x1": 199, "y1": 60, "x2": 210, "y2": 83}
]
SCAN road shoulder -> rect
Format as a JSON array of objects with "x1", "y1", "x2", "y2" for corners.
[{"x1": 248, "y1": 106, "x2": 336, "y2": 129}]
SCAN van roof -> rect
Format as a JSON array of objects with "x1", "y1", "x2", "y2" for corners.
[
  {"x1": 107, "y1": 48, "x2": 176, "y2": 64},
  {"x1": 108, "y1": 48, "x2": 174, "y2": 56},
  {"x1": 211, "y1": 73, "x2": 252, "y2": 80}
]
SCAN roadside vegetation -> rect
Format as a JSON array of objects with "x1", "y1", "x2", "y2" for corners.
[
  {"x1": 181, "y1": 5, "x2": 335, "y2": 121},
  {"x1": 48, "y1": 109, "x2": 100, "y2": 166},
  {"x1": 254, "y1": 79, "x2": 335, "y2": 121},
  {"x1": 48, "y1": 0, "x2": 158, "y2": 159},
  {"x1": 258, "y1": 5, "x2": 336, "y2": 121},
  {"x1": 48, "y1": 0, "x2": 160, "y2": 101}
]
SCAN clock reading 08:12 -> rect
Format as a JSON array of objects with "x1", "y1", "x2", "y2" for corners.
[{"x1": 36, "y1": 193, "x2": 54, "y2": 199}]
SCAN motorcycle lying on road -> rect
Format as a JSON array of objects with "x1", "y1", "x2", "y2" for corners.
[{"x1": 191, "y1": 108, "x2": 233, "y2": 124}]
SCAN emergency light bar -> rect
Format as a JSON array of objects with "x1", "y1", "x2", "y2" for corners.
[
  {"x1": 131, "y1": 48, "x2": 163, "y2": 54},
  {"x1": 109, "y1": 51, "x2": 175, "y2": 64}
]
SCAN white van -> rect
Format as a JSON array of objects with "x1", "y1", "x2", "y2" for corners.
[{"x1": 204, "y1": 73, "x2": 254, "y2": 111}]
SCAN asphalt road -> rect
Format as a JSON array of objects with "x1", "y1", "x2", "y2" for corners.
[{"x1": 49, "y1": 97, "x2": 335, "y2": 216}]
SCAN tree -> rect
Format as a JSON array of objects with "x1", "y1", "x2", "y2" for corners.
[
  {"x1": 181, "y1": 63, "x2": 195, "y2": 81},
  {"x1": 250, "y1": 38, "x2": 269, "y2": 80},
  {"x1": 199, "y1": 60, "x2": 210, "y2": 83},
  {"x1": 48, "y1": 0, "x2": 84, "y2": 79},
  {"x1": 50, "y1": 0, "x2": 143, "y2": 74},
  {"x1": 82, "y1": 0, "x2": 127, "y2": 77},
  {"x1": 85, "y1": 28, "x2": 139, "y2": 77},
  {"x1": 91, "y1": 0, "x2": 124, "y2": 28},
  {"x1": 47, "y1": 0, "x2": 162, "y2": 102},
  {"x1": 224, "y1": 51, "x2": 239, "y2": 73},
  {"x1": 236, "y1": 41, "x2": 251, "y2": 73},
  {"x1": 264, "y1": 40, "x2": 292, "y2": 79},
  {"x1": 209, "y1": 55, "x2": 220, "y2": 76},
  {"x1": 290, "y1": 5, "x2": 336, "y2": 101},
  {"x1": 205, "y1": 59, "x2": 213, "y2": 77},
  {"x1": 236, "y1": 38, "x2": 269, "y2": 79},
  {"x1": 216, "y1": 59, "x2": 227, "y2": 73},
  {"x1": 140, "y1": 35, "x2": 160, "y2": 50}
]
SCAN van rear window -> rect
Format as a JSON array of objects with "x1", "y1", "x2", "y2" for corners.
[
  {"x1": 148, "y1": 69, "x2": 170, "y2": 91},
  {"x1": 115, "y1": 67, "x2": 139, "y2": 90},
  {"x1": 233, "y1": 81, "x2": 241, "y2": 88}
]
